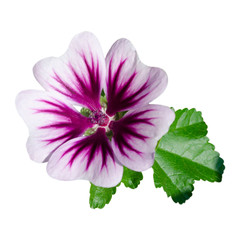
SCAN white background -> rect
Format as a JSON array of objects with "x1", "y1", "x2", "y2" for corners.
[{"x1": 0, "y1": 0, "x2": 239, "y2": 239}]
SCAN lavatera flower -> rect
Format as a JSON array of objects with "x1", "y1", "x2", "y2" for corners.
[{"x1": 16, "y1": 32, "x2": 175, "y2": 187}]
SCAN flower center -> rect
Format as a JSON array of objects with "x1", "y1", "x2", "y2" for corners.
[{"x1": 89, "y1": 110, "x2": 110, "y2": 126}]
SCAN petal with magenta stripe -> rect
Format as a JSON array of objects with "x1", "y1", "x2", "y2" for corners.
[
  {"x1": 33, "y1": 32, "x2": 105, "y2": 110},
  {"x1": 110, "y1": 105, "x2": 175, "y2": 171},
  {"x1": 16, "y1": 90, "x2": 92, "y2": 163},
  {"x1": 47, "y1": 128, "x2": 123, "y2": 187},
  {"x1": 105, "y1": 39, "x2": 168, "y2": 116}
]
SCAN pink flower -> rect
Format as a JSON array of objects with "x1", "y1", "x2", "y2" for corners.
[{"x1": 16, "y1": 32, "x2": 175, "y2": 187}]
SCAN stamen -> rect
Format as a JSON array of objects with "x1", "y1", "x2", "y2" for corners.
[{"x1": 89, "y1": 110, "x2": 110, "y2": 126}]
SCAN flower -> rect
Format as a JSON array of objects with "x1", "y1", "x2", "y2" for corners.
[{"x1": 16, "y1": 32, "x2": 175, "y2": 187}]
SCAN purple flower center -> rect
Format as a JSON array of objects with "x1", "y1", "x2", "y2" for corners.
[{"x1": 89, "y1": 110, "x2": 110, "y2": 126}]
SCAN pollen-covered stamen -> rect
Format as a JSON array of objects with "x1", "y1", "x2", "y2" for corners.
[{"x1": 89, "y1": 110, "x2": 110, "y2": 126}]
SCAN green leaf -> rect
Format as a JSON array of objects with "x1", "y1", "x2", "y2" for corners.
[
  {"x1": 153, "y1": 108, "x2": 225, "y2": 204},
  {"x1": 89, "y1": 184, "x2": 117, "y2": 209},
  {"x1": 122, "y1": 167, "x2": 143, "y2": 189},
  {"x1": 89, "y1": 166, "x2": 143, "y2": 209}
]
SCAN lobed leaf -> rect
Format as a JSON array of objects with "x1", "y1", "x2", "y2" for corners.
[
  {"x1": 121, "y1": 167, "x2": 143, "y2": 189},
  {"x1": 89, "y1": 184, "x2": 117, "y2": 209},
  {"x1": 153, "y1": 108, "x2": 225, "y2": 204},
  {"x1": 89, "y1": 168, "x2": 143, "y2": 208}
]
